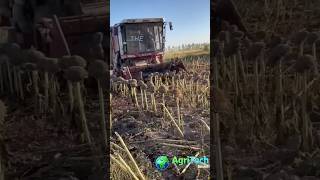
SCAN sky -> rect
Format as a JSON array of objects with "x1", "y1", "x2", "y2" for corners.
[{"x1": 110, "y1": 0, "x2": 209, "y2": 47}]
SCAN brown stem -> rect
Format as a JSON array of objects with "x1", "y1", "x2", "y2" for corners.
[
  {"x1": 17, "y1": 67, "x2": 24, "y2": 100},
  {"x1": 75, "y1": 82, "x2": 92, "y2": 144},
  {"x1": 67, "y1": 80, "x2": 74, "y2": 113},
  {"x1": 0, "y1": 65, "x2": 4, "y2": 94},
  {"x1": 5, "y1": 60, "x2": 13, "y2": 94},
  {"x1": 44, "y1": 71, "x2": 49, "y2": 110},
  {"x1": 97, "y1": 80, "x2": 107, "y2": 148}
]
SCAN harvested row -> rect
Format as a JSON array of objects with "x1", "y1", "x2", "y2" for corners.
[
  {"x1": 213, "y1": 23, "x2": 320, "y2": 179},
  {"x1": 110, "y1": 56, "x2": 210, "y2": 179},
  {"x1": 0, "y1": 44, "x2": 108, "y2": 179}
]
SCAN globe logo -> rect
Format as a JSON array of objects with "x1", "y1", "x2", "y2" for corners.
[{"x1": 155, "y1": 155, "x2": 170, "y2": 171}]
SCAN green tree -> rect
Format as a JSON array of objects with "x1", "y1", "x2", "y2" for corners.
[{"x1": 203, "y1": 44, "x2": 209, "y2": 51}]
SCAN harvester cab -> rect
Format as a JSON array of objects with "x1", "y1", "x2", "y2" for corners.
[{"x1": 111, "y1": 18, "x2": 185, "y2": 79}]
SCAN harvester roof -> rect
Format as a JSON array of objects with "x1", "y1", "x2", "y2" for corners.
[{"x1": 120, "y1": 18, "x2": 164, "y2": 24}]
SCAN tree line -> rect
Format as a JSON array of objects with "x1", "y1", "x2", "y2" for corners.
[{"x1": 165, "y1": 43, "x2": 210, "y2": 52}]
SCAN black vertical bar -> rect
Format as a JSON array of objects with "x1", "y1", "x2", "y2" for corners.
[
  {"x1": 210, "y1": 0, "x2": 216, "y2": 179},
  {"x1": 210, "y1": 0, "x2": 215, "y2": 178},
  {"x1": 105, "y1": 0, "x2": 110, "y2": 179}
]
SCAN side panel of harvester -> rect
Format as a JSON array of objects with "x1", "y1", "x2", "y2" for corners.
[{"x1": 111, "y1": 25, "x2": 122, "y2": 74}]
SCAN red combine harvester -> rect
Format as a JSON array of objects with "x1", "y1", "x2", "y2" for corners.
[
  {"x1": 111, "y1": 18, "x2": 187, "y2": 79},
  {"x1": 35, "y1": 13, "x2": 108, "y2": 59},
  {"x1": 34, "y1": 2, "x2": 108, "y2": 60},
  {"x1": 0, "y1": 1, "x2": 108, "y2": 61}
]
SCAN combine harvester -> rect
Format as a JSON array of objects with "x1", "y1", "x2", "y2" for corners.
[
  {"x1": 1, "y1": 2, "x2": 186, "y2": 80},
  {"x1": 0, "y1": 0, "x2": 108, "y2": 60},
  {"x1": 111, "y1": 18, "x2": 187, "y2": 79},
  {"x1": 111, "y1": 0, "x2": 247, "y2": 80}
]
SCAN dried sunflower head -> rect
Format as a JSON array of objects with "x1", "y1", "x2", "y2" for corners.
[
  {"x1": 59, "y1": 55, "x2": 87, "y2": 70},
  {"x1": 22, "y1": 62, "x2": 37, "y2": 71},
  {"x1": 147, "y1": 83, "x2": 156, "y2": 93},
  {"x1": 231, "y1": 30, "x2": 244, "y2": 39},
  {"x1": 25, "y1": 48, "x2": 45, "y2": 64},
  {"x1": 64, "y1": 66, "x2": 88, "y2": 82},
  {"x1": 218, "y1": 31, "x2": 228, "y2": 42},
  {"x1": 293, "y1": 54, "x2": 314, "y2": 73},
  {"x1": 290, "y1": 30, "x2": 309, "y2": 45},
  {"x1": 246, "y1": 42, "x2": 265, "y2": 61},
  {"x1": 173, "y1": 88, "x2": 183, "y2": 100},
  {"x1": 44, "y1": 58, "x2": 59, "y2": 74},
  {"x1": 128, "y1": 79, "x2": 138, "y2": 87},
  {"x1": 0, "y1": 54, "x2": 9, "y2": 64},
  {"x1": 224, "y1": 37, "x2": 241, "y2": 57},
  {"x1": 306, "y1": 32, "x2": 319, "y2": 44},
  {"x1": 158, "y1": 85, "x2": 168, "y2": 94},
  {"x1": 267, "y1": 34, "x2": 283, "y2": 48},
  {"x1": 88, "y1": 59, "x2": 108, "y2": 79},
  {"x1": 255, "y1": 30, "x2": 267, "y2": 41},
  {"x1": 268, "y1": 43, "x2": 291, "y2": 65},
  {"x1": 228, "y1": 25, "x2": 238, "y2": 33}
]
